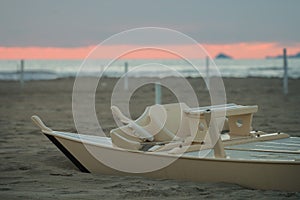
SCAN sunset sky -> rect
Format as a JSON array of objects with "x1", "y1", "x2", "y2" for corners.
[{"x1": 1, "y1": 0, "x2": 299, "y2": 59}]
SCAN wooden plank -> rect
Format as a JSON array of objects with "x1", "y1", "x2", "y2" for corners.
[{"x1": 185, "y1": 105, "x2": 258, "y2": 116}]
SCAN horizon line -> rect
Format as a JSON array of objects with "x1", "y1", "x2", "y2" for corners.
[{"x1": 0, "y1": 42, "x2": 299, "y2": 60}]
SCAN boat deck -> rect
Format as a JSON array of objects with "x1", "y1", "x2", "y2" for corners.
[{"x1": 50, "y1": 131, "x2": 300, "y2": 162}]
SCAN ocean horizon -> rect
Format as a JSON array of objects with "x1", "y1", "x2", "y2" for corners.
[{"x1": 0, "y1": 58, "x2": 299, "y2": 81}]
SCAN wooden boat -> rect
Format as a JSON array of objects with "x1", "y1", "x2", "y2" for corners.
[{"x1": 31, "y1": 103, "x2": 300, "y2": 191}]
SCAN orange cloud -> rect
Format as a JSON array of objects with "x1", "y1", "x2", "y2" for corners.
[
  {"x1": 203, "y1": 43, "x2": 300, "y2": 59},
  {"x1": 0, "y1": 43, "x2": 299, "y2": 60},
  {"x1": 0, "y1": 46, "x2": 95, "y2": 60}
]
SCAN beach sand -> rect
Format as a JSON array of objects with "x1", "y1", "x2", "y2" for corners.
[{"x1": 0, "y1": 77, "x2": 300, "y2": 199}]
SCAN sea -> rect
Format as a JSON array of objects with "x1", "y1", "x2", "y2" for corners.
[{"x1": 0, "y1": 58, "x2": 299, "y2": 81}]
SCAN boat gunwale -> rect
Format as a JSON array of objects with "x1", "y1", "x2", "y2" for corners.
[{"x1": 44, "y1": 130, "x2": 300, "y2": 165}]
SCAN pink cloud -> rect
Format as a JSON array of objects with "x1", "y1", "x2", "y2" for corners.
[{"x1": 0, "y1": 43, "x2": 299, "y2": 60}]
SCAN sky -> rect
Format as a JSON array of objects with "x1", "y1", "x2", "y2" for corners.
[{"x1": 0, "y1": 0, "x2": 300, "y2": 59}]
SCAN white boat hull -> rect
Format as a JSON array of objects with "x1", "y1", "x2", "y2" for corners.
[{"x1": 45, "y1": 132, "x2": 300, "y2": 191}]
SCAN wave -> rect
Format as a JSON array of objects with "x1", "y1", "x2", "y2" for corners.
[
  {"x1": 0, "y1": 59, "x2": 299, "y2": 80},
  {"x1": 0, "y1": 70, "x2": 59, "y2": 81}
]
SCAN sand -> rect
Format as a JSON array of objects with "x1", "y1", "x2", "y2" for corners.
[{"x1": 0, "y1": 77, "x2": 300, "y2": 199}]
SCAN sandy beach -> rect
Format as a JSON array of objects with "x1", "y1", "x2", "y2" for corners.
[{"x1": 1, "y1": 77, "x2": 300, "y2": 199}]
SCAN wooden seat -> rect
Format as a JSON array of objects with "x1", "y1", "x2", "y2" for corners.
[
  {"x1": 110, "y1": 103, "x2": 190, "y2": 150},
  {"x1": 110, "y1": 103, "x2": 257, "y2": 159},
  {"x1": 185, "y1": 104, "x2": 258, "y2": 137}
]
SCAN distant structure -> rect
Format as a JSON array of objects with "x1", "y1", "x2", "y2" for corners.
[
  {"x1": 289, "y1": 52, "x2": 300, "y2": 58},
  {"x1": 283, "y1": 48, "x2": 288, "y2": 95},
  {"x1": 205, "y1": 56, "x2": 210, "y2": 90},
  {"x1": 124, "y1": 62, "x2": 128, "y2": 91},
  {"x1": 266, "y1": 52, "x2": 300, "y2": 59},
  {"x1": 215, "y1": 53, "x2": 232, "y2": 59},
  {"x1": 20, "y1": 59, "x2": 24, "y2": 89},
  {"x1": 155, "y1": 82, "x2": 161, "y2": 104}
]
